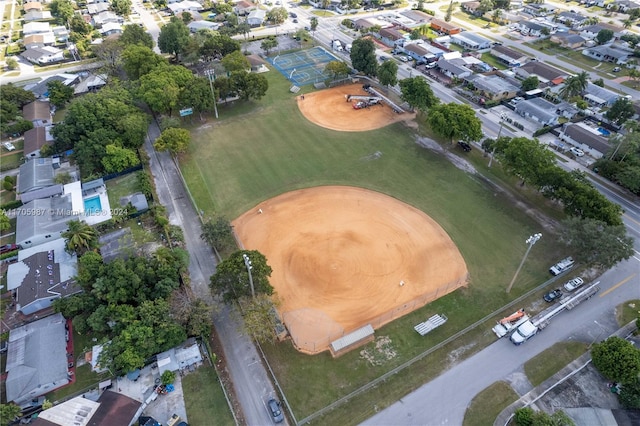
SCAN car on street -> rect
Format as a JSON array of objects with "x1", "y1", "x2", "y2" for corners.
[
  {"x1": 569, "y1": 147, "x2": 585, "y2": 157},
  {"x1": 289, "y1": 12, "x2": 297, "y2": 18},
  {"x1": 379, "y1": 56, "x2": 388, "y2": 62},
  {"x1": 563, "y1": 277, "x2": 584, "y2": 292},
  {"x1": 0, "y1": 244, "x2": 18, "y2": 254},
  {"x1": 397, "y1": 55, "x2": 409, "y2": 62},
  {"x1": 293, "y1": 18, "x2": 298, "y2": 23},
  {"x1": 543, "y1": 289, "x2": 563, "y2": 303},
  {"x1": 267, "y1": 398, "x2": 284, "y2": 423}
]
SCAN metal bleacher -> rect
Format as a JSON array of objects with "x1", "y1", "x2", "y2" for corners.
[{"x1": 414, "y1": 314, "x2": 448, "y2": 336}]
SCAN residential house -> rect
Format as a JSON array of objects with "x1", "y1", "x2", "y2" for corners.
[
  {"x1": 403, "y1": 42, "x2": 445, "y2": 63},
  {"x1": 20, "y1": 46, "x2": 64, "y2": 65},
  {"x1": 490, "y1": 45, "x2": 529, "y2": 67},
  {"x1": 399, "y1": 10, "x2": 434, "y2": 27},
  {"x1": 430, "y1": 18, "x2": 461, "y2": 35},
  {"x1": 23, "y1": 2, "x2": 43, "y2": 12},
  {"x1": 584, "y1": 82, "x2": 620, "y2": 107},
  {"x1": 466, "y1": 74, "x2": 520, "y2": 101},
  {"x1": 92, "y1": 11, "x2": 123, "y2": 27},
  {"x1": 86, "y1": 2, "x2": 110, "y2": 14},
  {"x1": 188, "y1": 20, "x2": 221, "y2": 32},
  {"x1": 7, "y1": 238, "x2": 79, "y2": 315},
  {"x1": 436, "y1": 58, "x2": 473, "y2": 79},
  {"x1": 246, "y1": 9, "x2": 266, "y2": 27},
  {"x1": 17, "y1": 158, "x2": 55, "y2": 194},
  {"x1": 515, "y1": 61, "x2": 568, "y2": 87},
  {"x1": 234, "y1": 0, "x2": 255, "y2": 16},
  {"x1": 379, "y1": 27, "x2": 405, "y2": 48},
  {"x1": 25, "y1": 74, "x2": 80, "y2": 99},
  {"x1": 580, "y1": 23, "x2": 624, "y2": 40},
  {"x1": 33, "y1": 391, "x2": 142, "y2": 426},
  {"x1": 23, "y1": 126, "x2": 53, "y2": 158},
  {"x1": 514, "y1": 97, "x2": 559, "y2": 126},
  {"x1": 99, "y1": 21, "x2": 123, "y2": 36},
  {"x1": 582, "y1": 44, "x2": 630, "y2": 64},
  {"x1": 550, "y1": 32, "x2": 586, "y2": 49},
  {"x1": 559, "y1": 123, "x2": 610, "y2": 158},
  {"x1": 23, "y1": 21, "x2": 50, "y2": 35},
  {"x1": 168, "y1": 0, "x2": 203, "y2": 14},
  {"x1": 555, "y1": 11, "x2": 589, "y2": 28},
  {"x1": 607, "y1": 0, "x2": 640, "y2": 13},
  {"x1": 23, "y1": 33, "x2": 56, "y2": 49},
  {"x1": 23, "y1": 11, "x2": 52, "y2": 21},
  {"x1": 4, "y1": 313, "x2": 70, "y2": 406},
  {"x1": 22, "y1": 100, "x2": 51, "y2": 128},
  {"x1": 461, "y1": 1, "x2": 483, "y2": 17},
  {"x1": 353, "y1": 17, "x2": 390, "y2": 32},
  {"x1": 522, "y1": 3, "x2": 556, "y2": 16},
  {"x1": 52, "y1": 26, "x2": 70, "y2": 42},
  {"x1": 450, "y1": 32, "x2": 492, "y2": 50},
  {"x1": 518, "y1": 21, "x2": 545, "y2": 37},
  {"x1": 73, "y1": 73, "x2": 108, "y2": 95},
  {"x1": 156, "y1": 338, "x2": 203, "y2": 375},
  {"x1": 119, "y1": 192, "x2": 149, "y2": 213}
]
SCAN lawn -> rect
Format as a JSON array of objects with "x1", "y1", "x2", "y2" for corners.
[
  {"x1": 0, "y1": 189, "x2": 16, "y2": 206},
  {"x1": 0, "y1": 151, "x2": 24, "y2": 172},
  {"x1": 616, "y1": 299, "x2": 640, "y2": 326},
  {"x1": 481, "y1": 52, "x2": 508, "y2": 70},
  {"x1": 106, "y1": 171, "x2": 143, "y2": 208},
  {"x1": 180, "y1": 68, "x2": 566, "y2": 421},
  {"x1": 182, "y1": 366, "x2": 235, "y2": 426},
  {"x1": 523, "y1": 341, "x2": 588, "y2": 387},
  {"x1": 463, "y1": 381, "x2": 519, "y2": 426}
]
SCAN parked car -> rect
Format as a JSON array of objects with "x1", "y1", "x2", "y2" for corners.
[
  {"x1": 267, "y1": 398, "x2": 284, "y2": 423},
  {"x1": 569, "y1": 147, "x2": 585, "y2": 157},
  {"x1": 2, "y1": 141, "x2": 16, "y2": 151},
  {"x1": 613, "y1": 66, "x2": 621, "y2": 72},
  {"x1": 457, "y1": 141, "x2": 472, "y2": 152},
  {"x1": 289, "y1": 12, "x2": 297, "y2": 18},
  {"x1": 293, "y1": 18, "x2": 298, "y2": 23},
  {"x1": 398, "y1": 55, "x2": 409, "y2": 62},
  {"x1": 563, "y1": 277, "x2": 584, "y2": 292},
  {"x1": 543, "y1": 289, "x2": 563, "y2": 303},
  {"x1": 0, "y1": 244, "x2": 18, "y2": 254}
]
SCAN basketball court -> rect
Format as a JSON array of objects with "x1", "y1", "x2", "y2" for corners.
[{"x1": 268, "y1": 46, "x2": 339, "y2": 86}]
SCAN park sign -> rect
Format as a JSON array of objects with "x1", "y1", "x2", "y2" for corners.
[{"x1": 179, "y1": 108, "x2": 193, "y2": 117}]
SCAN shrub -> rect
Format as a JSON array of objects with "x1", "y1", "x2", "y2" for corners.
[
  {"x1": 161, "y1": 370, "x2": 176, "y2": 385},
  {"x1": 2, "y1": 180, "x2": 14, "y2": 191}
]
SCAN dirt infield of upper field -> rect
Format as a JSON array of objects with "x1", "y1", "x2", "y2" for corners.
[
  {"x1": 296, "y1": 84, "x2": 415, "y2": 132},
  {"x1": 232, "y1": 186, "x2": 469, "y2": 354}
]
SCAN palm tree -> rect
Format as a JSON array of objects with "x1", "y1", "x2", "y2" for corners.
[
  {"x1": 623, "y1": 18, "x2": 633, "y2": 29},
  {"x1": 559, "y1": 71, "x2": 589, "y2": 100},
  {"x1": 492, "y1": 8, "x2": 503, "y2": 24},
  {"x1": 62, "y1": 220, "x2": 98, "y2": 255}
]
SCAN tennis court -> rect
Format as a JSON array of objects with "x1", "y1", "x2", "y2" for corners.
[{"x1": 268, "y1": 47, "x2": 340, "y2": 86}]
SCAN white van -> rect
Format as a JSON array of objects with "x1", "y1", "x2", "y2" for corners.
[{"x1": 332, "y1": 40, "x2": 343, "y2": 51}]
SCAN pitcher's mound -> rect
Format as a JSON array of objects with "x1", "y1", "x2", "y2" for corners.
[{"x1": 297, "y1": 84, "x2": 415, "y2": 132}]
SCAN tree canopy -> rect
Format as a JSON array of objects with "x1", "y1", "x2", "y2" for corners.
[
  {"x1": 47, "y1": 80, "x2": 74, "y2": 108},
  {"x1": 521, "y1": 75, "x2": 539, "y2": 91},
  {"x1": 596, "y1": 28, "x2": 614, "y2": 44},
  {"x1": 427, "y1": 103, "x2": 482, "y2": 143},
  {"x1": 492, "y1": 137, "x2": 556, "y2": 186},
  {"x1": 266, "y1": 7, "x2": 288, "y2": 24},
  {"x1": 122, "y1": 44, "x2": 167, "y2": 80},
  {"x1": 350, "y1": 38, "x2": 378, "y2": 76},
  {"x1": 210, "y1": 250, "x2": 274, "y2": 302},
  {"x1": 378, "y1": 60, "x2": 398, "y2": 87},
  {"x1": 325, "y1": 61, "x2": 351, "y2": 80},
  {"x1": 221, "y1": 50, "x2": 250, "y2": 73},
  {"x1": 154, "y1": 127, "x2": 191, "y2": 154},
  {"x1": 158, "y1": 17, "x2": 190, "y2": 60},
  {"x1": 230, "y1": 71, "x2": 269, "y2": 101},
  {"x1": 62, "y1": 220, "x2": 98, "y2": 255},
  {"x1": 592, "y1": 336, "x2": 640, "y2": 384},
  {"x1": 120, "y1": 24, "x2": 154, "y2": 49},
  {"x1": 605, "y1": 97, "x2": 635, "y2": 126},
  {"x1": 400, "y1": 77, "x2": 439, "y2": 112}
]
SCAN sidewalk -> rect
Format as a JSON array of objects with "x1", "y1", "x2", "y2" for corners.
[{"x1": 494, "y1": 321, "x2": 638, "y2": 426}]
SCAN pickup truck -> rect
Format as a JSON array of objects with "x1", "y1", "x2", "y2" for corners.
[
  {"x1": 549, "y1": 257, "x2": 574, "y2": 276},
  {"x1": 563, "y1": 277, "x2": 584, "y2": 292},
  {"x1": 510, "y1": 320, "x2": 538, "y2": 345}
]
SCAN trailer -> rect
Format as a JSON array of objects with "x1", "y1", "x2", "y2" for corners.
[
  {"x1": 492, "y1": 309, "x2": 529, "y2": 338},
  {"x1": 510, "y1": 281, "x2": 600, "y2": 345}
]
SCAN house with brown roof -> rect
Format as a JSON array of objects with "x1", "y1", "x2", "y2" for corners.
[
  {"x1": 490, "y1": 45, "x2": 529, "y2": 67},
  {"x1": 23, "y1": 1, "x2": 43, "y2": 12},
  {"x1": 461, "y1": 1, "x2": 483, "y2": 16},
  {"x1": 234, "y1": 0, "x2": 256, "y2": 16},
  {"x1": 550, "y1": 32, "x2": 586, "y2": 49},
  {"x1": 22, "y1": 100, "x2": 51, "y2": 127},
  {"x1": 515, "y1": 61, "x2": 568, "y2": 88},
  {"x1": 379, "y1": 27, "x2": 405, "y2": 47},
  {"x1": 23, "y1": 126, "x2": 53, "y2": 158},
  {"x1": 430, "y1": 19, "x2": 461, "y2": 35}
]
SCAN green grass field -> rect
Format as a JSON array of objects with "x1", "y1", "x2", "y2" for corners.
[
  {"x1": 463, "y1": 381, "x2": 519, "y2": 426},
  {"x1": 180, "y1": 68, "x2": 566, "y2": 421},
  {"x1": 182, "y1": 366, "x2": 235, "y2": 426},
  {"x1": 523, "y1": 342, "x2": 588, "y2": 387}
]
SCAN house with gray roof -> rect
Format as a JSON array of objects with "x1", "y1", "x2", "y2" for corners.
[
  {"x1": 86, "y1": 2, "x2": 110, "y2": 14},
  {"x1": 582, "y1": 44, "x2": 630, "y2": 64},
  {"x1": 580, "y1": 23, "x2": 624, "y2": 40},
  {"x1": 156, "y1": 338, "x2": 203, "y2": 375},
  {"x1": 550, "y1": 32, "x2": 586, "y2": 49},
  {"x1": 4, "y1": 313, "x2": 69, "y2": 406},
  {"x1": 490, "y1": 45, "x2": 529, "y2": 67},
  {"x1": 19, "y1": 185, "x2": 64, "y2": 204},
  {"x1": 403, "y1": 42, "x2": 445, "y2": 63},
  {"x1": 556, "y1": 11, "x2": 589, "y2": 28},
  {"x1": 7, "y1": 238, "x2": 79, "y2": 315},
  {"x1": 514, "y1": 98, "x2": 559, "y2": 126},
  {"x1": 120, "y1": 192, "x2": 149, "y2": 213},
  {"x1": 451, "y1": 32, "x2": 492, "y2": 50},
  {"x1": 436, "y1": 58, "x2": 473, "y2": 79},
  {"x1": 379, "y1": 27, "x2": 405, "y2": 47},
  {"x1": 584, "y1": 82, "x2": 620, "y2": 107},
  {"x1": 607, "y1": 0, "x2": 640, "y2": 13},
  {"x1": 246, "y1": 9, "x2": 266, "y2": 26},
  {"x1": 517, "y1": 21, "x2": 544, "y2": 36},
  {"x1": 523, "y1": 3, "x2": 556, "y2": 16},
  {"x1": 17, "y1": 158, "x2": 55, "y2": 194},
  {"x1": 515, "y1": 61, "x2": 568, "y2": 87},
  {"x1": 559, "y1": 123, "x2": 610, "y2": 158},
  {"x1": 23, "y1": 11, "x2": 52, "y2": 22},
  {"x1": 465, "y1": 74, "x2": 520, "y2": 101}
]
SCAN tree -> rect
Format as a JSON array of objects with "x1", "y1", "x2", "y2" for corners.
[
  {"x1": 605, "y1": 97, "x2": 635, "y2": 125},
  {"x1": 120, "y1": 24, "x2": 154, "y2": 48},
  {"x1": 69, "y1": 14, "x2": 92, "y2": 35},
  {"x1": 445, "y1": 1, "x2": 454, "y2": 22},
  {"x1": 5, "y1": 57, "x2": 18, "y2": 70},
  {"x1": 62, "y1": 220, "x2": 99, "y2": 255},
  {"x1": 559, "y1": 72, "x2": 589, "y2": 100},
  {"x1": 266, "y1": 7, "x2": 288, "y2": 25},
  {"x1": 138, "y1": 66, "x2": 194, "y2": 115},
  {"x1": 122, "y1": 45, "x2": 167, "y2": 80},
  {"x1": 47, "y1": 80, "x2": 74, "y2": 108},
  {"x1": 181, "y1": 11, "x2": 193, "y2": 24},
  {"x1": 350, "y1": 38, "x2": 378, "y2": 77},
  {"x1": 521, "y1": 76, "x2": 539, "y2": 91},
  {"x1": 92, "y1": 36, "x2": 124, "y2": 75},
  {"x1": 629, "y1": 69, "x2": 640, "y2": 88},
  {"x1": 111, "y1": 0, "x2": 131, "y2": 17},
  {"x1": 214, "y1": 2, "x2": 233, "y2": 14},
  {"x1": 592, "y1": 78, "x2": 605, "y2": 87},
  {"x1": 540, "y1": 26, "x2": 550, "y2": 36},
  {"x1": 596, "y1": 28, "x2": 614, "y2": 45},
  {"x1": 310, "y1": 16, "x2": 318, "y2": 39},
  {"x1": 178, "y1": 77, "x2": 215, "y2": 120},
  {"x1": 50, "y1": 0, "x2": 74, "y2": 24},
  {"x1": 478, "y1": 0, "x2": 495, "y2": 13},
  {"x1": 260, "y1": 37, "x2": 278, "y2": 55},
  {"x1": 221, "y1": 50, "x2": 250, "y2": 72},
  {"x1": 427, "y1": 103, "x2": 483, "y2": 144},
  {"x1": 378, "y1": 60, "x2": 398, "y2": 87},
  {"x1": 161, "y1": 370, "x2": 176, "y2": 385},
  {"x1": 230, "y1": 71, "x2": 268, "y2": 101},
  {"x1": 201, "y1": 217, "x2": 236, "y2": 254},
  {"x1": 0, "y1": 404, "x2": 22, "y2": 426},
  {"x1": 0, "y1": 210, "x2": 9, "y2": 232},
  {"x1": 325, "y1": 61, "x2": 351, "y2": 80},
  {"x1": 239, "y1": 294, "x2": 280, "y2": 344},
  {"x1": 492, "y1": 8, "x2": 503, "y2": 24},
  {"x1": 54, "y1": 171, "x2": 73, "y2": 184},
  {"x1": 592, "y1": 336, "x2": 640, "y2": 384},
  {"x1": 210, "y1": 250, "x2": 274, "y2": 302},
  {"x1": 560, "y1": 217, "x2": 633, "y2": 269},
  {"x1": 494, "y1": 137, "x2": 557, "y2": 187},
  {"x1": 169, "y1": 290, "x2": 213, "y2": 337},
  {"x1": 154, "y1": 127, "x2": 191, "y2": 154},
  {"x1": 399, "y1": 78, "x2": 439, "y2": 112},
  {"x1": 158, "y1": 17, "x2": 190, "y2": 60},
  {"x1": 102, "y1": 144, "x2": 140, "y2": 173},
  {"x1": 619, "y1": 379, "x2": 640, "y2": 408}
]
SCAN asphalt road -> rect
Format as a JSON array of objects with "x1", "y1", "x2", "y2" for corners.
[{"x1": 143, "y1": 120, "x2": 279, "y2": 426}]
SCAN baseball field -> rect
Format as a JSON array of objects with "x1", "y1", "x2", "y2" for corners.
[{"x1": 180, "y1": 66, "x2": 563, "y2": 422}]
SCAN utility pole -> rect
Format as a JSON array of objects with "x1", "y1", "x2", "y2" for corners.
[
  {"x1": 204, "y1": 69, "x2": 219, "y2": 119},
  {"x1": 506, "y1": 233, "x2": 542, "y2": 293},
  {"x1": 489, "y1": 112, "x2": 507, "y2": 168},
  {"x1": 243, "y1": 253, "x2": 255, "y2": 298}
]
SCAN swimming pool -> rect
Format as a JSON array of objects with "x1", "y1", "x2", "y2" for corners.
[
  {"x1": 597, "y1": 127, "x2": 611, "y2": 136},
  {"x1": 84, "y1": 196, "x2": 102, "y2": 214}
]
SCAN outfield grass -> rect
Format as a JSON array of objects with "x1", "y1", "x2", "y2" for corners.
[
  {"x1": 182, "y1": 366, "x2": 235, "y2": 426},
  {"x1": 181, "y1": 68, "x2": 567, "y2": 420},
  {"x1": 523, "y1": 341, "x2": 588, "y2": 387},
  {"x1": 463, "y1": 381, "x2": 519, "y2": 426}
]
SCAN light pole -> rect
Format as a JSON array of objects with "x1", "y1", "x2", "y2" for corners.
[
  {"x1": 204, "y1": 69, "x2": 219, "y2": 119},
  {"x1": 488, "y1": 112, "x2": 507, "y2": 168},
  {"x1": 242, "y1": 253, "x2": 255, "y2": 298},
  {"x1": 506, "y1": 233, "x2": 542, "y2": 293},
  {"x1": 589, "y1": 320, "x2": 607, "y2": 349}
]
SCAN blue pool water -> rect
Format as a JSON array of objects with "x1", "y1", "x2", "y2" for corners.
[
  {"x1": 597, "y1": 127, "x2": 611, "y2": 136},
  {"x1": 84, "y1": 196, "x2": 102, "y2": 214}
]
